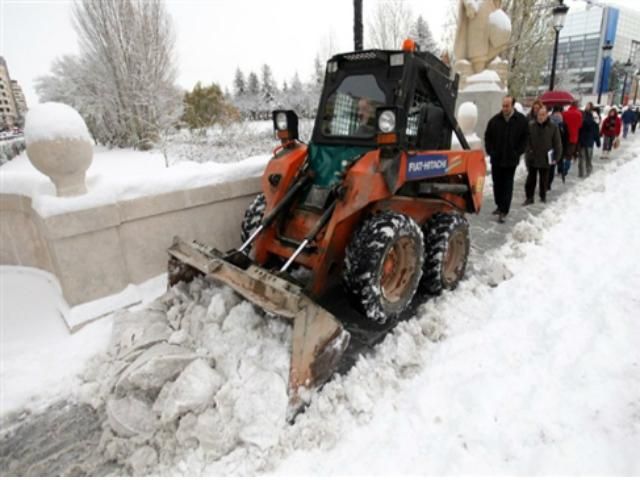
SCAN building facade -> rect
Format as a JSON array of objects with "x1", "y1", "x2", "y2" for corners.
[
  {"x1": 541, "y1": 5, "x2": 640, "y2": 104},
  {"x1": 0, "y1": 56, "x2": 28, "y2": 129}
]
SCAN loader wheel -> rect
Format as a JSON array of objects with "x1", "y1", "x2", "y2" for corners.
[
  {"x1": 240, "y1": 193, "x2": 266, "y2": 243},
  {"x1": 344, "y1": 211, "x2": 424, "y2": 326},
  {"x1": 421, "y1": 213, "x2": 470, "y2": 295}
]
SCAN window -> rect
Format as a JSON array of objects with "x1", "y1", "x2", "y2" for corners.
[{"x1": 321, "y1": 74, "x2": 386, "y2": 138}]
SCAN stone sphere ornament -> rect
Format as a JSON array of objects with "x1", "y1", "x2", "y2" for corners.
[{"x1": 25, "y1": 102, "x2": 93, "y2": 197}]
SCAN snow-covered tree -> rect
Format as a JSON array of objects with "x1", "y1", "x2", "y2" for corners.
[
  {"x1": 502, "y1": 0, "x2": 555, "y2": 99},
  {"x1": 247, "y1": 72, "x2": 260, "y2": 96},
  {"x1": 313, "y1": 54, "x2": 324, "y2": 87},
  {"x1": 261, "y1": 64, "x2": 277, "y2": 106},
  {"x1": 36, "y1": 0, "x2": 182, "y2": 149},
  {"x1": 233, "y1": 68, "x2": 246, "y2": 97},
  {"x1": 182, "y1": 82, "x2": 238, "y2": 132},
  {"x1": 368, "y1": 0, "x2": 415, "y2": 49},
  {"x1": 411, "y1": 15, "x2": 439, "y2": 55}
]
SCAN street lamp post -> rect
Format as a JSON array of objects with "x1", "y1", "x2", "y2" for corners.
[
  {"x1": 549, "y1": 0, "x2": 570, "y2": 91},
  {"x1": 620, "y1": 58, "x2": 633, "y2": 105},
  {"x1": 597, "y1": 41, "x2": 614, "y2": 105}
]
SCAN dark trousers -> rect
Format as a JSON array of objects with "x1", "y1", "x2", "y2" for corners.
[
  {"x1": 491, "y1": 165, "x2": 517, "y2": 214},
  {"x1": 525, "y1": 167, "x2": 549, "y2": 201}
]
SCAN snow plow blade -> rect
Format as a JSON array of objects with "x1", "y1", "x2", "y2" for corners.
[{"x1": 167, "y1": 237, "x2": 350, "y2": 417}]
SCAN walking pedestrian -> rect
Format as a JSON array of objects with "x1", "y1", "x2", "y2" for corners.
[
  {"x1": 523, "y1": 105, "x2": 562, "y2": 205},
  {"x1": 527, "y1": 99, "x2": 543, "y2": 123},
  {"x1": 578, "y1": 102, "x2": 600, "y2": 177},
  {"x1": 485, "y1": 95, "x2": 529, "y2": 223},
  {"x1": 549, "y1": 107, "x2": 567, "y2": 189},
  {"x1": 562, "y1": 100, "x2": 583, "y2": 156},
  {"x1": 632, "y1": 107, "x2": 639, "y2": 134},
  {"x1": 621, "y1": 106, "x2": 635, "y2": 139},
  {"x1": 600, "y1": 108, "x2": 621, "y2": 158}
]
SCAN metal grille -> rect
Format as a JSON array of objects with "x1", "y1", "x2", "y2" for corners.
[
  {"x1": 342, "y1": 51, "x2": 378, "y2": 61},
  {"x1": 406, "y1": 91, "x2": 428, "y2": 137},
  {"x1": 330, "y1": 92, "x2": 357, "y2": 136}
]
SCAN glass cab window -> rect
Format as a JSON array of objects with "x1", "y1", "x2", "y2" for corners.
[{"x1": 320, "y1": 74, "x2": 386, "y2": 139}]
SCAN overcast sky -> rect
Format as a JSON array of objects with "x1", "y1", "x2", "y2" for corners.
[{"x1": 1, "y1": 0, "x2": 638, "y2": 107}]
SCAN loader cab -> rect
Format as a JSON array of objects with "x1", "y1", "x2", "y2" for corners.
[{"x1": 311, "y1": 47, "x2": 459, "y2": 151}]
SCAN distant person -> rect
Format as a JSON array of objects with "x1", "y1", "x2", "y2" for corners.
[
  {"x1": 527, "y1": 99, "x2": 543, "y2": 122},
  {"x1": 484, "y1": 95, "x2": 529, "y2": 223},
  {"x1": 621, "y1": 106, "x2": 635, "y2": 139},
  {"x1": 523, "y1": 105, "x2": 562, "y2": 205},
  {"x1": 632, "y1": 107, "x2": 639, "y2": 134},
  {"x1": 600, "y1": 107, "x2": 621, "y2": 158},
  {"x1": 549, "y1": 106, "x2": 567, "y2": 188},
  {"x1": 578, "y1": 102, "x2": 600, "y2": 177}
]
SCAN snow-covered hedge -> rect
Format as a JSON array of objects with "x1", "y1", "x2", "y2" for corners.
[{"x1": 0, "y1": 136, "x2": 26, "y2": 165}]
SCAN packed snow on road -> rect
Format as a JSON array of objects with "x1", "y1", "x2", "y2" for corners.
[{"x1": 1, "y1": 136, "x2": 639, "y2": 475}]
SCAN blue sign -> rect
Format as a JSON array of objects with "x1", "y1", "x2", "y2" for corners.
[{"x1": 406, "y1": 154, "x2": 448, "y2": 179}]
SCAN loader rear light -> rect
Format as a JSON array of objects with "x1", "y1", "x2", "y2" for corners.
[{"x1": 272, "y1": 110, "x2": 299, "y2": 143}]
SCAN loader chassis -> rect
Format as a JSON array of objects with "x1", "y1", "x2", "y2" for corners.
[{"x1": 168, "y1": 44, "x2": 486, "y2": 417}]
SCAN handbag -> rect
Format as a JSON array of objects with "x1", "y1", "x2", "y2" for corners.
[{"x1": 613, "y1": 137, "x2": 620, "y2": 149}]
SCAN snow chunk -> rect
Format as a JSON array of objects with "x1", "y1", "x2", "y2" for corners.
[
  {"x1": 234, "y1": 370, "x2": 288, "y2": 449},
  {"x1": 106, "y1": 396, "x2": 159, "y2": 437},
  {"x1": 24, "y1": 102, "x2": 92, "y2": 144},
  {"x1": 116, "y1": 343, "x2": 199, "y2": 392},
  {"x1": 153, "y1": 358, "x2": 224, "y2": 423}
]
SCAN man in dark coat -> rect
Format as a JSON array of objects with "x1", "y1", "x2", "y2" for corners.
[
  {"x1": 484, "y1": 96, "x2": 529, "y2": 223},
  {"x1": 578, "y1": 103, "x2": 600, "y2": 177},
  {"x1": 523, "y1": 105, "x2": 562, "y2": 204}
]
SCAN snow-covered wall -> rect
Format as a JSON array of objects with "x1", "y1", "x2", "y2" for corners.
[{"x1": 0, "y1": 176, "x2": 261, "y2": 329}]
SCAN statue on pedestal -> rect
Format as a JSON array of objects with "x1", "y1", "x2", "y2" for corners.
[{"x1": 453, "y1": 0, "x2": 512, "y2": 90}]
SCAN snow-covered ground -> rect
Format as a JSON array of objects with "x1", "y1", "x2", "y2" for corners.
[{"x1": 1, "y1": 134, "x2": 639, "y2": 475}]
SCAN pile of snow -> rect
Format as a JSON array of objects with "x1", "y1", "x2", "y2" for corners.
[
  {"x1": 0, "y1": 147, "x2": 269, "y2": 218},
  {"x1": 78, "y1": 278, "x2": 292, "y2": 475},
  {"x1": 24, "y1": 102, "x2": 92, "y2": 144}
]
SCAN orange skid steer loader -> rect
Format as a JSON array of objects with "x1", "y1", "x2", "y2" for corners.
[{"x1": 168, "y1": 40, "x2": 486, "y2": 416}]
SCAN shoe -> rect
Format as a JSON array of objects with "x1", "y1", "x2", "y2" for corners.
[
  {"x1": 522, "y1": 198, "x2": 533, "y2": 206},
  {"x1": 498, "y1": 212, "x2": 506, "y2": 224},
  {"x1": 492, "y1": 208, "x2": 500, "y2": 215},
  {"x1": 540, "y1": 197, "x2": 547, "y2": 203}
]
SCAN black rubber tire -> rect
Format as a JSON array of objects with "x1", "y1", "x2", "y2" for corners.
[
  {"x1": 343, "y1": 211, "x2": 424, "y2": 326},
  {"x1": 421, "y1": 213, "x2": 470, "y2": 295},
  {"x1": 240, "y1": 193, "x2": 266, "y2": 243}
]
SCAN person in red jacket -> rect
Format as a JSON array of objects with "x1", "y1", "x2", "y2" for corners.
[
  {"x1": 600, "y1": 108, "x2": 622, "y2": 158},
  {"x1": 562, "y1": 101, "x2": 583, "y2": 164}
]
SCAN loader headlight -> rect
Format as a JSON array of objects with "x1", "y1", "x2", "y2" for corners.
[
  {"x1": 275, "y1": 112, "x2": 288, "y2": 131},
  {"x1": 272, "y1": 110, "x2": 299, "y2": 143},
  {"x1": 378, "y1": 110, "x2": 396, "y2": 133}
]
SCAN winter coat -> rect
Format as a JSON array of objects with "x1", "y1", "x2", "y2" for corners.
[
  {"x1": 578, "y1": 111, "x2": 601, "y2": 149},
  {"x1": 621, "y1": 109, "x2": 636, "y2": 125},
  {"x1": 562, "y1": 105, "x2": 583, "y2": 144},
  {"x1": 484, "y1": 110, "x2": 529, "y2": 168},
  {"x1": 600, "y1": 115, "x2": 622, "y2": 137},
  {"x1": 550, "y1": 115, "x2": 567, "y2": 157},
  {"x1": 633, "y1": 110, "x2": 640, "y2": 126},
  {"x1": 525, "y1": 118, "x2": 562, "y2": 169}
]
